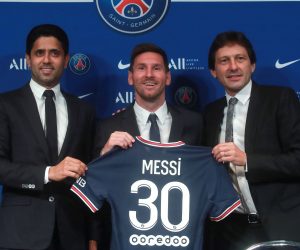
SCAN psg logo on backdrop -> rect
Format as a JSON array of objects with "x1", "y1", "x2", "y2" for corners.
[
  {"x1": 174, "y1": 86, "x2": 198, "y2": 109},
  {"x1": 69, "y1": 53, "x2": 91, "y2": 75},
  {"x1": 95, "y1": 0, "x2": 170, "y2": 34}
]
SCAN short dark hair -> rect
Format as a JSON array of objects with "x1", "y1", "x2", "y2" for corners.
[
  {"x1": 208, "y1": 31, "x2": 256, "y2": 70},
  {"x1": 26, "y1": 24, "x2": 69, "y2": 55},
  {"x1": 129, "y1": 43, "x2": 169, "y2": 72}
]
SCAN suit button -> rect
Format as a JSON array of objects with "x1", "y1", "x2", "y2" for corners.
[{"x1": 49, "y1": 196, "x2": 55, "y2": 202}]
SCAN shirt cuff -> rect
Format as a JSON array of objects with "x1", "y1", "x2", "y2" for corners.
[
  {"x1": 44, "y1": 166, "x2": 51, "y2": 184},
  {"x1": 245, "y1": 159, "x2": 248, "y2": 172}
]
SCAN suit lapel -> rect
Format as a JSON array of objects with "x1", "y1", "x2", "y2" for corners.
[
  {"x1": 216, "y1": 99, "x2": 227, "y2": 145},
  {"x1": 21, "y1": 85, "x2": 49, "y2": 160},
  {"x1": 245, "y1": 83, "x2": 262, "y2": 152},
  {"x1": 59, "y1": 93, "x2": 75, "y2": 160},
  {"x1": 120, "y1": 105, "x2": 140, "y2": 136},
  {"x1": 168, "y1": 105, "x2": 183, "y2": 142},
  {"x1": 210, "y1": 98, "x2": 227, "y2": 146}
]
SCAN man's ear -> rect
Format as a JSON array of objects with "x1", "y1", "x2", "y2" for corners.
[
  {"x1": 128, "y1": 71, "x2": 133, "y2": 86},
  {"x1": 210, "y1": 69, "x2": 217, "y2": 78},
  {"x1": 251, "y1": 63, "x2": 256, "y2": 73},
  {"x1": 165, "y1": 71, "x2": 171, "y2": 86},
  {"x1": 64, "y1": 54, "x2": 70, "y2": 69},
  {"x1": 25, "y1": 54, "x2": 31, "y2": 69}
]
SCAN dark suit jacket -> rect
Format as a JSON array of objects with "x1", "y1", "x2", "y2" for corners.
[
  {"x1": 0, "y1": 84, "x2": 95, "y2": 250},
  {"x1": 92, "y1": 103, "x2": 203, "y2": 248},
  {"x1": 95, "y1": 103, "x2": 203, "y2": 153},
  {"x1": 203, "y1": 82, "x2": 300, "y2": 241}
]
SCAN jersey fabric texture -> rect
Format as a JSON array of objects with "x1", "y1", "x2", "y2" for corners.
[{"x1": 71, "y1": 136, "x2": 240, "y2": 250}]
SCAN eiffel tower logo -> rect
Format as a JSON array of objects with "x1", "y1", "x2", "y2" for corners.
[{"x1": 115, "y1": 0, "x2": 150, "y2": 16}]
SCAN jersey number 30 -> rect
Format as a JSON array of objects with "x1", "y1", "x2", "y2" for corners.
[{"x1": 129, "y1": 180, "x2": 190, "y2": 232}]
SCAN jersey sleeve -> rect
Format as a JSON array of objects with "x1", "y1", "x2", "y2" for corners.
[
  {"x1": 71, "y1": 176, "x2": 103, "y2": 213},
  {"x1": 208, "y1": 164, "x2": 241, "y2": 222}
]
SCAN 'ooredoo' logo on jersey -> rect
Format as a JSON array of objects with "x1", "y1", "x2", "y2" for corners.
[
  {"x1": 96, "y1": 0, "x2": 169, "y2": 34},
  {"x1": 129, "y1": 234, "x2": 189, "y2": 247}
]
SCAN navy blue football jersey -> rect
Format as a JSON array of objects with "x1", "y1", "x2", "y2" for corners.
[{"x1": 71, "y1": 136, "x2": 240, "y2": 250}]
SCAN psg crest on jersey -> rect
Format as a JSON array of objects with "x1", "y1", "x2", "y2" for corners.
[{"x1": 95, "y1": 0, "x2": 170, "y2": 34}]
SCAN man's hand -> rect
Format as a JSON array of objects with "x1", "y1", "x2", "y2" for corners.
[
  {"x1": 48, "y1": 156, "x2": 87, "y2": 181},
  {"x1": 212, "y1": 142, "x2": 247, "y2": 166},
  {"x1": 100, "y1": 131, "x2": 135, "y2": 156},
  {"x1": 89, "y1": 240, "x2": 97, "y2": 250}
]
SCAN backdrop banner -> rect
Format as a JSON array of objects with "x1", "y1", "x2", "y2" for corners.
[{"x1": 0, "y1": 0, "x2": 299, "y2": 201}]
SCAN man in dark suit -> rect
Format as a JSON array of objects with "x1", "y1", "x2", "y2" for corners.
[
  {"x1": 0, "y1": 24, "x2": 95, "y2": 250},
  {"x1": 96, "y1": 43, "x2": 203, "y2": 156},
  {"x1": 90, "y1": 43, "x2": 203, "y2": 249},
  {"x1": 203, "y1": 31, "x2": 300, "y2": 250}
]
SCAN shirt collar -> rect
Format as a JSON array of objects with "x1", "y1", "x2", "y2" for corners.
[
  {"x1": 226, "y1": 80, "x2": 252, "y2": 105},
  {"x1": 134, "y1": 101, "x2": 168, "y2": 125},
  {"x1": 29, "y1": 79, "x2": 61, "y2": 100}
]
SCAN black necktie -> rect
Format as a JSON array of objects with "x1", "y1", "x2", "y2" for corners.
[
  {"x1": 148, "y1": 113, "x2": 160, "y2": 142},
  {"x1": 225, "y1": 97, "x2": 238, "y2": 142},
  {"x1": 43, "y1": 90, "x2": 58, "y2": 164}
]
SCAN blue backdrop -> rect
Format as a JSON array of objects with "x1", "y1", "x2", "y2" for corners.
[{"x1": 0, "y1": 0, "x2": 299, "y2": 200}]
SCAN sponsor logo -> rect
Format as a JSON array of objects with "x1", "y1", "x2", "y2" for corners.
[
  {"x1": 275, "y1": 58, "x2": 300, "y2": 69},
  {"x1": 69, "y1": 53, "x2": 91, "y2": 75},
  {"x1": 118, "y1": 60, "x2": 131, "y2": 70},
  {"x1": 95, "y1": 0, "x2": 169, "y2": 34},
  {"x1": 129, "y1": 234, "x2": 189, "y2": 247},
  {"x1": 115, "y1": 91, "x2": 134, "y2": 103},
  {"x1": 169, "y1": 58, "x2": 204, "y2": 71},
  {"x1": 118, "y1": 58, "x2": 204, "y2": 71},
  {"x1": 9, "y1": 58, "x2": 28, "y2": 71},
  {"x1": 174, "y1": 86, "x2": 197, "y2": 109}
]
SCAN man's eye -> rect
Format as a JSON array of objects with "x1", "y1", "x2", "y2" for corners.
[
  {"x1": 136, "y1": 66, "x2": 145, "y2": 70},
  {"x1": 219, "y1": 58, "x2": 228, "y2": 65},
  {"x1": 236, "y1": 56, "x2": 246, "y2": 63},
  {"x1": 50, "y1": 50, "x2": 61, "y2": 57},
  {"x1": 35, "y1": 50, "x2": 44, "y2": 56}
]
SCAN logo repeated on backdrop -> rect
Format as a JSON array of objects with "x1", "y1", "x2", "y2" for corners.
[
  {"x1": 274, "y1": 58, "x2": 300, "y2": 101},
  {"x1": 169, "y1": 58, "x2": 204, "y2": 71},
  {"x1": 69, "y1": 53, "x2": 91, "y2": 75},
  {"x1": 95, "y1": 0, "x2": 170, "y2": 34},
  {"x1": 174, "y1": 86, "x2": 198, "y2": 109},
  {"x1": 8, "y1": 54, "x2": 91, "y2": 75},
  {"x1": 115, "y1": 91, "x2": 134, "y2": 104},
  {"x1": 118, "y1": 57, "x2": 204, "y2": 71},
  {"x1": 9, "y1": 58, "x2": 28, "y2": 71},
  {"x1": 275, "y1": 58, "x2": 300, "y2": 69}
]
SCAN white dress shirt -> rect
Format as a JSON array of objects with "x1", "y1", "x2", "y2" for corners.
[
  {"x1": 30, "y1": 80, "x2": 68, "y2": 183},
  {"x1": 220, "y1": 80, "x2": 257, "y2": 214},
  {"x1": 134, "y1": 101, "x2": 172, "y2": 143}
]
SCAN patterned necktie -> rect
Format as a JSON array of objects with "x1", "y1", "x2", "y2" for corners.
[
  {"x1": 225, "y1": 97, "x2": 238, "y2": 142},
  {"x1": 148, "y1": 113, "x2": 160, "y2": 142},
  {"x1": 43, "y1": 90, "x2": 58, "y2": 164},
  {"x1": 224, "y1": 97, "x2": 249, "y2": 213}
]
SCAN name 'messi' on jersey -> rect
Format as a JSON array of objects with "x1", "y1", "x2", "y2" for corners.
[{"x1": 142, "y1": 158, "x2": 181, "y2": 176}]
